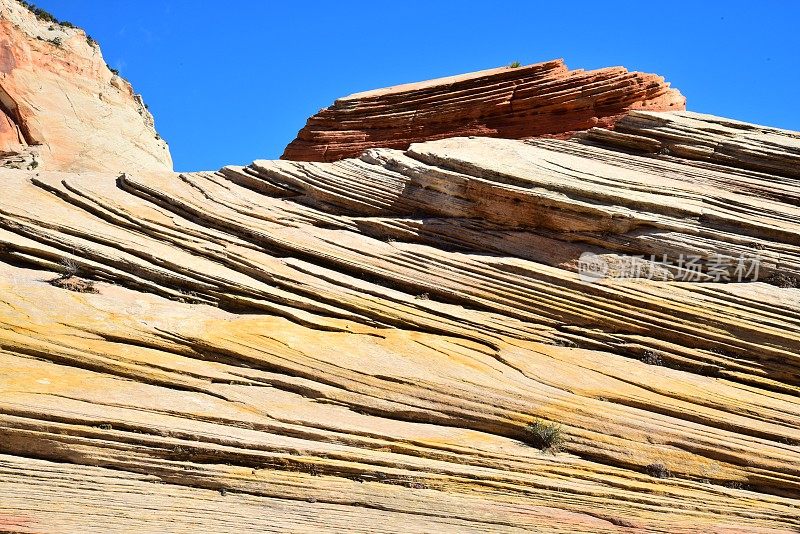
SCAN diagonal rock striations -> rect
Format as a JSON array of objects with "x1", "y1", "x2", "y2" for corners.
[
  {"x1": 282, "y1": 59, "x2": 685, "y2": 162},
  {"x1": 0, "y1": 10, "x2": 799, "y2": 532},
  {"x1": 2, "y1": 106, "x2": 800, "y2": 531}
]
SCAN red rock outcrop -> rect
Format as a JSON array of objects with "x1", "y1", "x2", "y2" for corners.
[
  {"x1": 0, "y1": 0, "x2": 172, "y2": 172},
  {"x1": 282, "y1": 59, "x2": 685, "y2": 162}
]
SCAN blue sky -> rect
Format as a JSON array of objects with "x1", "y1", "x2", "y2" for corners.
[{"x1": 36, "y1": 1, "x2": 800, "y2": 171}]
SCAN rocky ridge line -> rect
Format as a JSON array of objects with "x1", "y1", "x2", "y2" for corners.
[
  {"x1": 0, "y1": 0, "x2": 172, "y2": 173},
  {"x1": 1, "y1": 108, "x2": 800, "y2": 532},
  {"x1": 282, "y1": 59, "x2": 685, "y2": 162},
  {"x1": 1, "y1": 9, "x2": 800, "y2": 532}
]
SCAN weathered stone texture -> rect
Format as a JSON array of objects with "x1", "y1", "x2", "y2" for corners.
[
  {"x1": 283, "y1": 59, "x2": 685, "y2": 162},
  {"x1": 1, "y1": 109, "x2": 800, "y2": 532},
  {"x1": 0, "y1": 0, "x2": 171, "y2": 172}
]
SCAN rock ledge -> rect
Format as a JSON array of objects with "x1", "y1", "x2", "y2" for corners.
[{"x1": 282, "y1": 59, "x2": 685, "y2": 162}]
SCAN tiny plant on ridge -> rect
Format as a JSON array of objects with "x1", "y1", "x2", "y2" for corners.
[
  {"x1": 60, "y1": 257, "x2": 78, "y2": 278},
  {"x1": 524, "y1": 420, "x2": 564, "y2": 452}
]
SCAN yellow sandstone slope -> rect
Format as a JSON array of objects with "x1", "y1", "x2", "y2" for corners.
[{"x1": 0, "y1": 109, "x2": 799, "y2": 532}]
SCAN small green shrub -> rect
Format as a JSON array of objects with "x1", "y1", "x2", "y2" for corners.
[
  {"x1": 19, "y1": 2, "x2": 83, "y2": 32},
  {"x1": 509, "y1": 61, "x2": 522, "y2": 68},
  {"x1": 19, "y1": 1, "x2": 58, "y2": 24},
  {"x1": 524, "y1": 420, "x2": 564, "y2": 451}
]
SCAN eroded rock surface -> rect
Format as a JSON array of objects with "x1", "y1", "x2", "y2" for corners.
[
  {"x1": 1, "y1": 106, "x2": 799, "y2": 532},
  {"x1": 282, "y1": 59, "x2": 685, "y2": 162},
  {"x1": 0, "y1": 0, "x2": 171, "y2": 172}
]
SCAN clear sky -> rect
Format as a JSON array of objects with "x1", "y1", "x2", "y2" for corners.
[{"x1": 34, "y1": 1, "x2": 800, "y2": 171}]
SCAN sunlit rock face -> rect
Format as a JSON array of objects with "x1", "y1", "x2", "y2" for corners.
[
  {"x1": 3, "y1": 108, "x2": 800, "y2": 531},
  {"x1": 282, "y1": 59, "x2": 685, "y2": 162},
  {"x1": 1, "y1": 10, "x2": 800, "y2": 532},
  {"x1": 0, "y1": 0, "x2": 171, "y2": 172}
]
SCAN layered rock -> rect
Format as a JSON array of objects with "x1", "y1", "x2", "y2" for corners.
[
  {"x1": 0, "y1": 8, "x2": 798, "y2": 529},
  {"x1": 0, "y1": 0, "x2": 171, "y2": 172},
  {"x1": 1, "y1": 106, "x2": 800, "y2": 531},
  {"x1": 282, "y1": 59, "x2": 685, "y2": 162}
]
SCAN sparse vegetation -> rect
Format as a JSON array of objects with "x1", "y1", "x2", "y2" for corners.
[
  {"x1": 60, "y1": 257, "x2": 78, "y2": 278},
  {"x1": 19, "y1": 2, "x2": 98, "y2": 48},
  {"x1": 20, "y1": 2, "x2": 74, "y2": 29},
  {"x1": 50, "y1": 36, "x2": 62, "y2": 47},
  {"x1": 48, "y1": 257, "x2": 98, "y2": 293},
  {"x1": 549, "y1": 337, "x2": 577, "y2": 348},
  {"x1": 641, "y1": 350, "x2": 663, "y2": 366},
  {"x1": 765, "y1": 272, "x2": 798, "y2": 288},
  {"x1": 524, "y1": 420, "x2": 564, "y2": 452},
  {"x1": 18, "y1": 1, "x2": 58, "y2": 24},
  {"x1": 723, "y1": 480, "x2": 748, "y2": 490},
  {"x1": 107, "y1": 65, "x2": 120, "y2": 76},
  {"x1": 50, "y1": 276, "x2": 98, "y2": 293},
  {"x1": 414, "y1": 292, "x2": 430, "y2": 300},
  {"x1": 509, "y1": 61, "x2": 522, "y2": 68},
  {"x1": 645, "y1": 462, "x2": 671, "y2": 478}
]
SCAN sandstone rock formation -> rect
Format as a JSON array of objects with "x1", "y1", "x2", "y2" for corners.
[
  {"x1": 2, "y1": 102, "x2": 800, "y2": 531},
  {"x1": 282, "y1": 59, "x2": 685, "y2": 162},
  {"x1": 0, "y1": 0, "x2": 171, "y2": 172},
  {"x1": 0, "y1": 4, "x2": 798, "y2": 529}
]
